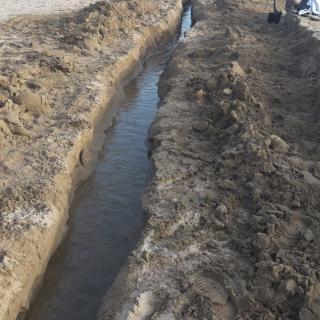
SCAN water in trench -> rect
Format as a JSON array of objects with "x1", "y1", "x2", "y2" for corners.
[{"x1": 26, "y1": 7, "x2": 191, "y2": 320}]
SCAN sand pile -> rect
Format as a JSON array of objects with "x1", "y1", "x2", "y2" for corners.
[{"x1": 98, "y1": 0, "x2": 320, "y2": 319}]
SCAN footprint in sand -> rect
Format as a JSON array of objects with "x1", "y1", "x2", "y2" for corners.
[
  {"x1": 191, "y1": 274, "x2": 236, "y2": 320},
  {"x1": 273, "y1": 213, "x2": 313, "y2": 249}
]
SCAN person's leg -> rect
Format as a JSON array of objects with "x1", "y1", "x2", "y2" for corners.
[{"x1": 285, "y1": 0, "x2": 294, "y2": 24}]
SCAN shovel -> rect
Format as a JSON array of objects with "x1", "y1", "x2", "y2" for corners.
[{"x1": 268, "y1": 0, "x2": 282, "y2": 24}]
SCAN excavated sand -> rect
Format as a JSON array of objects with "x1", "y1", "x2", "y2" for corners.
[
  {"x1": 0, "y1": 0, "x2": 185, "y2": 319},
  {"x1": 98, "y1": 0, "x2": 320, "y2": 319}
]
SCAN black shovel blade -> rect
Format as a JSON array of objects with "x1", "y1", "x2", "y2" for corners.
[{"x1": 268, "y1": 11, "x2": 282, "y2": 24}]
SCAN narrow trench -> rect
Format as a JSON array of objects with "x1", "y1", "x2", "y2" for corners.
[{"x1": 25, "y1": 6, "x2": 192, "y2": 320}]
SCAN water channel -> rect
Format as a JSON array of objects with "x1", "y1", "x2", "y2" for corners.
[{"x1": 26, "y1": 6, "x2": 192, "y2": 320}]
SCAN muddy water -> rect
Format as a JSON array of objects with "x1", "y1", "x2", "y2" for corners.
[{"x1": 26, "y1": 6, "x2": 191, "y2": 320}]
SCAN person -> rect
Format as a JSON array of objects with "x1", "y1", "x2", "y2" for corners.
[
  {"x1": 309, "y1": 0, "x2": 320, "y2": 16},
  {"x1": 298, "y1": 0, "x2": 320, "y2": 16},
  {"x1": 298, "y1": 0, "x2": 310, "y2": 11},
  {"x1": 285, "y1": 0, "x2": 294, "y2": 23}
]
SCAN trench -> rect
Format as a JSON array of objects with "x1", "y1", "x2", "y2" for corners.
[{"x1": 25, "y1": 6, "x2": 192, "y2": 320}]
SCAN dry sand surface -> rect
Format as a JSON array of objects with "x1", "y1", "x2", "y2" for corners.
[
  {"x1": 0, "y1": 0, "x2": 101, "y2": 21},
  {"x1": 0, "y1": 0, "x2": 185, "y2": 319},
  {"x1": 98, "y1": 0, "x2": 320, "y2": 319}
]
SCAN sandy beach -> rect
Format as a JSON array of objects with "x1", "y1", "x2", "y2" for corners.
[
  {"x1": 0, "y1": 0, "x2": 101, "y2": 21},
  {"x1": 2, "y1": 0, "x2": 320, "y2": 319}
]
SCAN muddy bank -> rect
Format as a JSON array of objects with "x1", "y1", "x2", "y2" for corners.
[
  {"x1": 98, "y1": 0, "x2": 320, "y2": 319},
  {"x1": 0, "y1": 1, "x2": 186, "y2": 319}
]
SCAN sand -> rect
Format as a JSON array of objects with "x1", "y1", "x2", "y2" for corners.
[{"x1": 0, "y1": 0, "x2": 101, "y2": 21}]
